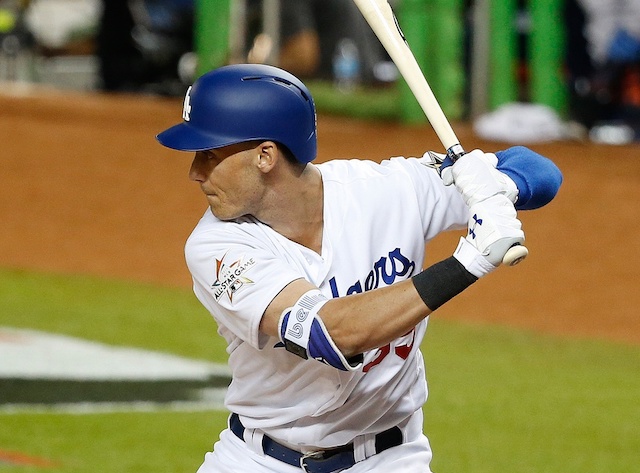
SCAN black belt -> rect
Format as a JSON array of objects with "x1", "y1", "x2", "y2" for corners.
[{"x1": 229, "y1": 413, "x2": 403, "y2": 473}]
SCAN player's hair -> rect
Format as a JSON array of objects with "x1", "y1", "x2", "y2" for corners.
[{"x1": 277, "y1": 142, "x2": 300, "y2": 165}]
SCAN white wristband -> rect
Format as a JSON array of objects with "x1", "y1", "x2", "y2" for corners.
[{"x1": 452, "y1": 237, "x2": 497, "y2": 278}]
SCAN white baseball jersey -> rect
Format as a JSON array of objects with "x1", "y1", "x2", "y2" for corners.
[{"x1": 185, "y1": 155, "x2": 468, "y2": 449}]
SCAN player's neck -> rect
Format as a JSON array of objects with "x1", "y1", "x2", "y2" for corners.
[{"x1": 257, "y1": 165, "x2": 324, "y2": 254}]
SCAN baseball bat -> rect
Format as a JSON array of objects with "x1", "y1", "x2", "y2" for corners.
[{"x1": 352, "y1": 0, "x2": 528, "y2": 266}]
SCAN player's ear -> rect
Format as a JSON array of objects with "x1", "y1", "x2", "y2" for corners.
[{"x1": 256, "y1": 141, "x2": 278, "y2": 173}]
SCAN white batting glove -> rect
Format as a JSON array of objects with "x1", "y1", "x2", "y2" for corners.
[
  {"x1": 453, "y1": 194, "x2": 525, "y2": 276},
  {"x1": 440, "y1": 149, "x2": 519, "y2": 207}
]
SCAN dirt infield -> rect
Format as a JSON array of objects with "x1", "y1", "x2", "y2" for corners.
[{"x1": 1, "y1": 83, "x2": 639, "y2": 345}]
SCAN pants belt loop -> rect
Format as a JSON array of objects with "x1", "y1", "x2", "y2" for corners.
[
  {"x1": 352, "y1": 433, "x2": 376, "y2": 463},
  {"x1": 363, "y1": 433, "x2": 378, "y2": 459},
  {"x1": 246, "y1": 428, "x2": 265, "y2": 457}
]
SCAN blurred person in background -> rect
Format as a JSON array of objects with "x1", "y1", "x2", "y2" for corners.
[
  {"x1": 565, "y1": 0, "x2": 640, "y2": 143},
  {"x1": 97, "y1": 0, "x2": 392, "y2": 94},
  {"x1": 96, "y1": 0, "x2": 193, "y2": 95},
  {"x1": 245, "y1": 0, "x2": 396, "y2": 86}
]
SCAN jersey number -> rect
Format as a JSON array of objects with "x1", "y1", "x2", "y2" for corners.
[{"x1": 363, "y1": 329, "x2": 416, "y2": 372}]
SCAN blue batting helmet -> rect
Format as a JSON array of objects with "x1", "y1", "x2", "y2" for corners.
[{"x1": 156, "y1": 64, "x2": 317, "y2": 164}]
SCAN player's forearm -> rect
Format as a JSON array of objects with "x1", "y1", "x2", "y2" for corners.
[
  {"x1": 266, "y1": 256, "x2": 483, "y2": 360},
  {"x1": 265, "y1": 226, "x2": 506, "y2": 369},
  {"x1": 260, "y1": 277, "x2": 432, "y2": 359},
  {"x1": 319, "y1": 279, "x2": 430, "y2": 357}
]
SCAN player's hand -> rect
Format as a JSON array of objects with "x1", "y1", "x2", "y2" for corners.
[
  {"x1": 453, "y1": 194, "x2": 526, "y2": 276},
  {"x1": 440, "y1": 149, "x2": 519, "y2": 208}
]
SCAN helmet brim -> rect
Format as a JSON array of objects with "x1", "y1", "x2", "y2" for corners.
[{"x1": 156, "y1": 122, "x2": 231, "y2": 152}]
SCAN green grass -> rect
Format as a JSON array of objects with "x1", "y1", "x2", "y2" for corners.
[
  {"x1": 1, "y1": 268, "x2": 639, "y2": 472},
  {"x1": 0, "y1": 268, "x2": 225, "y2": 361},
  {"x1": 0, "y1": 411, "x2": 228, "y2": 473},
  {"x1": 422, "y1": 320, "x2": 640, "y2": 472}
]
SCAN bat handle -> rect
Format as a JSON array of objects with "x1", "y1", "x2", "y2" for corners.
[{"x1": 446, "y1": 143, "x2": 466, "y2": 162}]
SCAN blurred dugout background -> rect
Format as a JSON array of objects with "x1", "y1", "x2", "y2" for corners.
[{"x1": 4, "y1": 0, "x2": 631, "y2": 142}]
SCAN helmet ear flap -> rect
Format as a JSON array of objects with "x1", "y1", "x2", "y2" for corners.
[{"x1": 156, "y1": 64, "x2": 318, "y2": 164}]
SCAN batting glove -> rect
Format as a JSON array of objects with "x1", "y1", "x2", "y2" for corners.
[
  {"x1": 440, "y1": 149, "x2": 519, "y2": 208},
  {"x1": 454, "y1": 193, "x2": 525, "y2": 276}
]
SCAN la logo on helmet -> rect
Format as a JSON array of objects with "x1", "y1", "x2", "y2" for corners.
[{"x1": 182, "y1": 86, "x2": 192, "y2": 121}]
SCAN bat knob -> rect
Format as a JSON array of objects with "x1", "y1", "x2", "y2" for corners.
[{"x1": 502, "y1": 244, "x2": 529, "y2": 266}]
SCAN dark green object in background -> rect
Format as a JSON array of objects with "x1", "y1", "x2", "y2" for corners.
[{"x1": 193, "y1": 0, "x2": 566, "y2": 122}]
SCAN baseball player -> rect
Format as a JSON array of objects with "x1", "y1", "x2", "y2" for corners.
[{"x1": 156, "y1": 64, "x2": 562, "y2": 473}]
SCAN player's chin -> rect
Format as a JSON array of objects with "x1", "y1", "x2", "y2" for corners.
[{"x1": 207, "y1": 201, "x2": 242, "y2": 221}]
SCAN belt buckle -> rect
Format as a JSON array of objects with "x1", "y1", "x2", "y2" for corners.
[
  {"x1": 300, "y1": 450, "x2": 324, "y2": 472},
  {"x1": 300, "y1": 449, "x2": 354, "y2": 473}
]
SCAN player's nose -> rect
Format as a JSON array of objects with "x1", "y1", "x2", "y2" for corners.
[{"x1": 189, "y1": 154, "x2": 207, "y2": 182}]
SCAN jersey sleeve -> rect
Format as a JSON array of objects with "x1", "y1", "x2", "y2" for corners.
[
  {"x1": 382, "y1": 156, "x2": 469, "y2": 241},
  {"x1": 185, "y1": 214, "x2": 304, "y2": 350}
]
